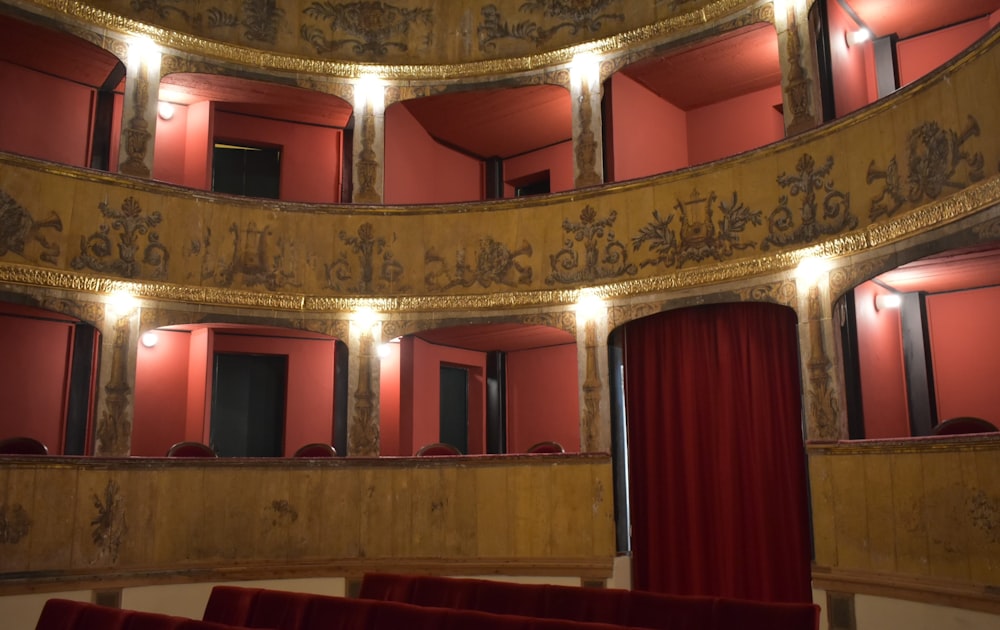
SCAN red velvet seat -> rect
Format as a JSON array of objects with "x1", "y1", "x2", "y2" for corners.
[
  {"x1": 292, "y1": 443, "x2": 338, "y2": 457},
  {"x1": 246, "y1": 589, "x2": 313, "y2": 629},
  {"x1": 35, "y1": 599, "x2": 87, "y2": 630},
  {"x1": 931, "y1": 416, "x2": 998, "y2": 435},
  {"x1": 166, "y1": 441, "x2": 217, "y2": 457},
  {"x1": 123, "y1": 610, "x2": 187, "y2": 630},
  {"x1": 526, "y1": 441, "x2": 565, "y2": 454},
  {"x1": 202, "y1": 585, "x2": 261, "y2": 625},
  {"x1": 0, "y1": 436, "x2": 49, "y2": 455},
  {"x1": 415, "y1": 442, "x2": 461, "y2": 456}
]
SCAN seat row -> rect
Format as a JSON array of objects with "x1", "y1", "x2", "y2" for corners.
[
  {"x1": 357, "y1": 572, "x2": 820, "y2": 630},
  {"x1": 35, "y1": 598, "x2": 242, "y2": 630}
]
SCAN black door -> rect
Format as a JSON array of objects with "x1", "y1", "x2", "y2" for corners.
[
  {"x1": 210, "y1": 353, "x2": 287, "y2": 457},
  {"x1": 439, "y1": 365, "x2": 469, "y2": 454}
]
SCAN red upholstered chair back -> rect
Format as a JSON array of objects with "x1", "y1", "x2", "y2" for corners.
[
  {"x1": 526, "y1": 441, "x2": 565, "y2": 454},
  {"x1": 0, "y1": 436, "x2": 49, "y2": 455},
  {"x1": 74, "y1": 604, "x2": 130, "y2": 630},
  {"x1": 247, "y1": 589, "x2": 313, "y2": 629},
  {"x1": 415, "y1": 442, "x2": 461, "y2": 456},
  {"x1": 203, "y1": 586, "x2": 261, "y2": 625},
  {"x1": 35, "y1": 599, "x2": 87, "y2": 630},
  {"x1": 166, "y1": 441, "x2": 217, "y2": 457},
  {"x1": 123, "y1": 610, "x2": 187, "y2": 630},
  {"x1": 712, "y1": 597, "x2": 820, "y2": 630},
  {"x1": 293, "y1": 443, "x2": 338, "y2": 457},
  {"x1": 931, "y1": 416, "x2": 998, "y2": 435}
]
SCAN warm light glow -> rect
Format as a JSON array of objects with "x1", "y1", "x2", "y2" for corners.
[
  {"x1": 376, "y1": 343, "x2": 392, "y2": 358},
  {"x1": 128, "y1": 35, "x2": 159, "y2": 64},
  {"x1": 575, "y1": 290, "x2": 605, "y2": 321},
  {"x1": 157, "y1": 102, "x2": 175, "y2": 120},
  {"x1": 874, "y1": 293, "x2": 902, "y2": 311},
  {"x1": 353, "y1": 306, "x2": 379, "y2": 332},
  {"x1": 569, "y1": 51, "x2": 601, "y2": 86},
  {"x1": 355, "y1": 74, "x2": 385, "y2": 110},
  {"x1": 140, "y1": 331, "x2": 159, "y2": 348},
  {"x1": 847, "y1": 28, "x2": 871, "y2": 47},
  {"x1": 108, "y1": 290, "x2": 138, "y2": 316},
  {"x1": 795, "y1": 256, "x2": 831, "y2": 284}
]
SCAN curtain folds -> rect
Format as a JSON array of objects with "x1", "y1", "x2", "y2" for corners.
[{"x1": 624, "y1": 302, "x2": 812, "y2": 602}]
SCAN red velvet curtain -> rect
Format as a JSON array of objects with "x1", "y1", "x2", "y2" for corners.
[{"x1": 624, "y1": 302, "x2": 812, "y2": 602}]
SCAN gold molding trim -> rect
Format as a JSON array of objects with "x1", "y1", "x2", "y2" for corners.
[
  {"x1": 807, "y1": 434, "x2": 1000, "y2": 456},
  {"x1": 22, "y1": 0, "x2": 761, "y2": 80}
]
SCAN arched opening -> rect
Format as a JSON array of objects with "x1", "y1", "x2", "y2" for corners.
[
  {"x1": 838, "y1": 242, "x2": 1000, "y2": 439},
  {"x1": 384, "y1": 84, "x2": 572, "y2": 204},
  {"x1": 0, "y1": 299, "x2": 100, "y2": 455},
  {"x1": 379, "y1": 322, "x2": 578, "y2": 455},
  {"x1": 132, "y1": 323, "x2": 346, "y2": 457}
]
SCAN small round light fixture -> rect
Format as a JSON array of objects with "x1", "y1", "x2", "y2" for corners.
[
  {"x1": 157, "y1": 101, "x2": 175, "y2": 120},
  {"x1": 140, "y1": 331, "x2": 159, "y2": 348},
  {"x1": 874, "y1": 293, "x2": 901, "y2": 311}
]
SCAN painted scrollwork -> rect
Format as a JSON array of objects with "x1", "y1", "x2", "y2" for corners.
[
  {"x1": 546, "y1": 205, "x2": 636, "y2": 285},
  {"x1": 301, "y1": 2, "x2": 433, "y2": 57},
  {"x1": 91, "y1": 479, "x2": 127, "y2": 563},
  {"x1": 425, "y1": 237, "x2": 532, "y2": 291},
  {"x1": 326, "y1": 222, "x2": 405, "y2": 294},
  {"x1": 762, "y1": 154, "x2": 855, "y2": 250},
  {"x1": 208, "y1": 0, "x2": 285, "y2": 44},
  {"x1": 633, "y1": 190, "x2": 761, "y2": 268},
  {"x1": 201, "y1": 222, "x2": 302, "y2": 290},
  {"x1": 0, "y1": 190, "x2": 62, "y2": 265},
  {"x1": 478, "y1": 1, "x2": 625, "y2": 51},
  {"x1": 0, "y1": 502, "x2": 32, "y2": 544},
  {"x1": 71, "y1": 196, "x2": 168, "y2": 279},
  {"x1": 867, "y1": 116, "x2": 985, "y2": 219}
]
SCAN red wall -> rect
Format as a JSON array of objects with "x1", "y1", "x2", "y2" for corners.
[
  {"x1": 384, "y1": 102, "x2": 484, "y2": 204},
  {"x1": 854, "y1": 280, "x2": 910, "y2": 438},
  {"x1": 503, "y1": 141, "x2": 574, "y2": 196},
  {"x1": 399, "y1": 336, "x2": 486, "y2": 455},
  {"x1": 132, "y1": 329, "x2": 192, "y2": 456},
  {"x1": 212, "y1": 110, "x2": 343, "y2": 203},
  {"x1": 607, "y1": 72, "x2": 688, "y2": 181},
  {"x1": 897, "y1": 17, "x2": 991, "y2": 87},
  {"x1": 378, "y1": 341, "x2": 401, "y2": 456},
  {"x1": 926, "y1": 286, "x2": 1000, "y2": 425},
  {"x1": 505, "y1": 344, "x2": 579, "y2": 452},
  {"x1": 0, "y1": 304, "x2": 78, "y2": 453},
  {"x1": 184, "y1": 101, "x2": 212, "y2": 190},
  {"x1": 0, "y1": 61, "x2": 94, "y2": 167},
  {"x1": 826, "y1": 0, "x2": 873, "y2": 117},
  {"x1": 152, "y1": 102, "x2": 189, "y2": 185},
  {"x1": 131, "y1": 325, "x2": 338, "y2": 456},
  {"x1": 687, "y1": 85, "x2": 784, "y2": 166}
]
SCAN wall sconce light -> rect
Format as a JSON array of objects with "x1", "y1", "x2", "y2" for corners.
[
  {"x1": 128, "y1": 35, "x2": 159, "y2": 65},
  {"x1": 846, "y1": 28, "x2": 871, "y2": 47},
  {"x1": 353, "y1": 306, "x2": 379, "y2": 333},
  {"x1": 140, "y1": 331, "x2": 159, "y2": 348},
  {"x1": 157, "y1": 102, "x2": 175, "y2": 120},
  {"x1": 794, "y1": 256, "x2": 830, "y2": 284},
  {"x1": 107, "y1": 290, "x2": 138, "y2": 317},
  {"x1": 354, "y1": 74, "x2": 385, "y2": 111},
  {"x1": 569, "y1": 51, "x2": 601, "y2": 86},
  {"x1": 874, "y1": 293, "x2": 901, "y2": 311},
  {"x1": 376, "y1": 343, "x2": 392, "y2": 358},
  {"x1": 575, "y1": 289, "x2": 605, "y2": 322}
]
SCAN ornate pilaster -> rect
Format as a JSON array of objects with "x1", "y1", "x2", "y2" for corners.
[
  {"x1": 795, "y1": 268, "x2": 847, "y2": 442},
  {"x1": 570, "y1": 57, "x2": 605, "y2": 189},
  {"x1": 577, "y1": 301, "x2": 611, "y2": 453},
  {"x1": 775, "y1": 0, "x2": 824, "y2": 136},
  {"x1": 352, "y1": 81, "x2": 385, "y2": 204},
  {"x1": 118, "y1": 40, "x2": 161, "y2": 178},
  {"x1": 347, "y1": 317, "x2": 381, "y2": 455},
  {"x1": 93, "y1": 303, "x2": 139, "y2": 456}
]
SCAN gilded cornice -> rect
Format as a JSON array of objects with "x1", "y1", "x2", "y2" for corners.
[{"x1": 19, "y1": 0, "x2": 765, "y2": 80}]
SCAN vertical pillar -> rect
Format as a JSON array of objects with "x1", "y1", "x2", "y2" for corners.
[
  {"x1": 352, "y1": 77, "x2": 386, "y2": 204},
  {"x1": 775, "y1": 0, "x2": 825, "y2": 136},
  {"x1": 118, "y1": 38, "x2": 162, "y2": 178},
  {"x1": 347, "y1": 311, "x2": 381, "y2": 455},
  {"x1": 93, "y1": 296, "x2": 140, "y2": 456},
  {"x1": 569, "y1": 54, "x2": 605, "y2": 189},
  {"x1": 576, "y1": 294, "x2": 611, "y2": 453},
  {"x1": 794, "y1": 262, "x2": 848, "y2": 442}
]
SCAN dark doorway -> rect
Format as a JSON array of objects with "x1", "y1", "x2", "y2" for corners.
[
  {"x1": 439, "y1": 365, "x2": 469, "y2": 453},
  {"x1": 212, "y1": 142, "x2": 281, "y2": 199},
  {"x1": 210, "y1": 353, "x2": 287, "y2": 457}
]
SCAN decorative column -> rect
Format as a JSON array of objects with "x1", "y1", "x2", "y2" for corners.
[
  {"x1": 347, "y1": 309, "x2": 381, "y2": 455},
  {"x1": 352, "y1": 77, "x2": 386, "y2": 204},
  {"x1": 569, "y1": 53, "x2": 604, "y2": 189},
  {"x1": 93, "y1": 294, "x2": 140, "y2": 456},
  {"x1": 794, "y1": 260, "x2": 848, "y2": 442},
  {"x1": 775, "y1": 0, "x2": 824, "y2": 136},
  {"x1": 576, "y1": 293, "x2": 611, "y2": 453},
  {"x1": 118, "y1": 38, "x2": 162, "y2": 178}
]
